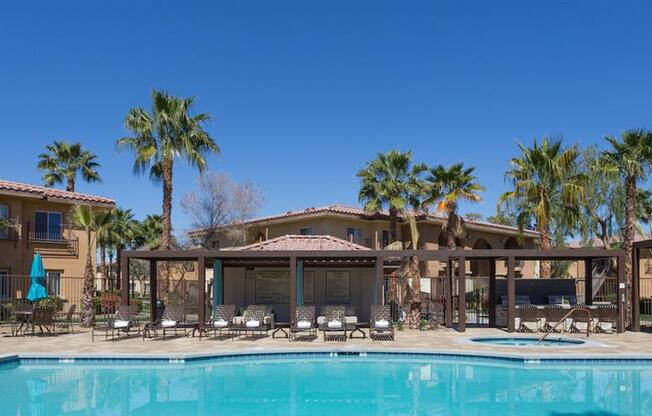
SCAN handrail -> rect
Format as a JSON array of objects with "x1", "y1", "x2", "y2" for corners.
[{"x1": 536, "y1": 307, "x2": 591, "y2": 345}]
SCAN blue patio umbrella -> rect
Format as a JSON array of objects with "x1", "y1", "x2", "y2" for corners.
[{"x1": 26, "y1": 253, "x2": 48, "y2": 302}]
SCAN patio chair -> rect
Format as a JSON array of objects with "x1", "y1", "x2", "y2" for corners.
[
  {"x1": 369, "y1": 305, "x2": 394, "y2": 341},
  {"x1": 289, "y1": 305, "x2": 317, "y2": 341},
  {"x1": 321, "y1": 305, "x2": 347, "y2": 342},
  {"x1": 11, "y1": 302, "x2": 33, "y2": 337},
  {"x1": 55, "y1": 304, "x2": 76, "y2": 334},
  {"x1": 31, "y1": 305, "x2": 56, "y2": 336},
  {"x1": 143, "y1": 305, "x2": 186, "y2": 340},
  {"x1": 594, "y1": 305, "x2": 617, "y2": 333},
  {"x1": 91, "y1": 305, "x2": 141, "y2": 342},
  {"x1": 542, "y1": 304, "x2": 567, "y2": 333},
  {"x1": 516, "y1": 305, "x2": 540, "y2": 333},
  {"x1": 237, "y1": 305, "x2": 269, "y2": 338},
  {"x1": 569, "y1": 305, "x2": 593, "y2": 334},
  {"x1": 203, "y1": 304, "x2": 236, "y2": 339}
]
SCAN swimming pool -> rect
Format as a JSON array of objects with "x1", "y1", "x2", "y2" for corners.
[
  {"x1": 470, "y1": 336, "x2": 586, "y2": 346},
  {"x1": 1, "y1": 352, "x2": 650, "y2": 415}
]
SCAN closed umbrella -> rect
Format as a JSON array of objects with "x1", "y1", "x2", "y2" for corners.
[{"x1": 26, "y1": 253, "x2": 48, "y2": 302}]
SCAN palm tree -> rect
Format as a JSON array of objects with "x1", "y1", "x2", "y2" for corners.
[
  {"x1": 72, "y1": 205, "x2": 112, "y2": 327},
  {"x1": 500, "y1": 138, "x2": 586, "y2": 277},
  {"x1": 422, "y1": 163, "x2": 485, "y2": 249},
  {"x1": 107, "y1": 208, "x2": 141, "y2": 290},
  {"x1": 136, "y1": 214, "x2": 164, "y2": 250},
  {"x1": 600, "y1": 129, "x2": 652, "y2": 324},
  {"x1": 37, "y1": 141, "x2": 101, "y2": 192},
  {"x1": 357, "y1": 150, "x2": 426, "y2": 245},
  {"x1": 117, "y1": 90, "x2": 219, "y2": 298}
]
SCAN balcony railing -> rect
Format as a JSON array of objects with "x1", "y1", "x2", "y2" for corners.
[{"x1": 28, "y1": 223, "x2": 76, "y2": 243}]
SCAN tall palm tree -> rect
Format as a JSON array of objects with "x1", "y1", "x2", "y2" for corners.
[
  {"x1": 37, "y1": 141, "x2": 101, "y2": 192},
  {"x1": 422, "y1": 163, "x2": 485, "y2": 249},
  {"x1": 117, "y1": 90, "x2": 219, "y2": 298},
  {"x1": 357, "y1": 150, "x2": 426, "y2": 245},
  {"x1": 600, "y1": 129, "x2": 652, "y2": 324},
  {"x1": 72, "y1": 205, "x2": 112, "y2": 327},
  {"x1": 500, "y1": 138, "x2": 586, "y2": 277},
  {"x1": 109, "y1": 208, "x2": 141, "y2": 290},
  {"x1": 136, "y1": 214, "x2": 164, "y2": 250}
]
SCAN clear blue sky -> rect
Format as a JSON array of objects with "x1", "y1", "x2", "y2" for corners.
[{"x1": 1, "y1": 1, "x2": 651, "y2": 236}]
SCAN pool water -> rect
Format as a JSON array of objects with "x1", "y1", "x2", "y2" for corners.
[
  {"x1": 470, "y1": 336, "x2": 586, "y2": 346},
  {"x1": 1, "y1": 354, "x2": 651, "y2": 415}
]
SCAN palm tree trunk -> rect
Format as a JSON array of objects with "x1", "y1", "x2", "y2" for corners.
[
  {"x1": 538, "y1": 225, "x2": 552, "y2": 278},
  {"x1": 67, "y1": 175, "x2": 75, "y2": 193},
  {"x1": 116, "y1": 246, "x2": 122, "y2": 291},
  {"x1": 108, "y1": 250, "x2": 114, "y2": 290},
  {"x1": 100, "y1": 244, "x2": 107, "y2": 291},
  {"x1": 407, "y1": 256, "x2": 422, "y2": 328},
  {"x1": 623, "y1": 175, "x2": 637, "y2": 326},
  {"x1": 389, "y1": 208, "x2": 399, "y2": 244},
  {"x1": 81, "y1": 230, "x2": 94, "y2": 327},
  {"x1": 159, "y1": 157, "x2": 173, "y2": 302}
]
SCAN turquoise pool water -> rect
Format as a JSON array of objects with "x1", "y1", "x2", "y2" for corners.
[
  {"x1": 470, "y1": 336, "x2": 586, "y2": 346},
  {"x1": 1, "y1": 353, "x2": 651, "y2": 415}
]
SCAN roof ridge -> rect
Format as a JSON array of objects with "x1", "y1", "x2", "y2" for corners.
[{"x1": 0, "y1": 179, "x2": 115, "y2": 205}]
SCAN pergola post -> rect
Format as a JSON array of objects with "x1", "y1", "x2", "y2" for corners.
[
  {"x1": 296, "y1": 259, "x2": 304, "y2": 307},
  {"x1": 198, "y1": 256, "x2": 206, "y2": 325},
  {"x1": 445, "y1": 259, "x2": 453, "y2": 328},
  {"x1": 458, "y1": 256, "x2": 466, "y2": 332},
  {"x1": 632, "y1": 247, "x2": 641, "y2": 332},
  {"x1": 617, "y1": 254, "x2": 625, "y2": 333},
  {"x1": 149, "y1": 260, "x2": 157, "y2": 323},
  {"x1": 488, "y1": 259, "x2": 496, "y2": 328},
  {"x1": 120, "y1": 254, "x2": 129, "y2": 305},
  {"x1": 507, "y1": 256, "x2": 516, "y2": 333},
  {"x1": 213, "y1": 258, "x2": 224, "y2": 317},
  {"x1": 289, "y1": 256, "x2": 297, "y2": 320},
  {"x1": 584, "y1": 259, "x2": 593, "y2": 305},
  {"x1": 374, "y1": 256, "x2": 384, "y2": 305}
]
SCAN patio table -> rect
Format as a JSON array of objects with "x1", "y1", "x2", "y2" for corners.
[
  {"x1": 272, "y1": 322, "x2": 290, "y2": 339},
  {"x1": 349, "y1": 322, "x2": 367, "y2": 339}
]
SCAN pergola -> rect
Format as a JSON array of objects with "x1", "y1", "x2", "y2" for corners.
[
  {"x1": 120, "y1": 248, "x2": 627, "y2": 333},
  {"x1": 632, "y1": 239, "x2": 652, "y2": 332}
]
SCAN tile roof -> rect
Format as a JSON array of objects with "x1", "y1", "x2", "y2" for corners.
[
  {"x1": 0, "y1": 179, "x2": 115, "y2": 206},
  {"x1": 235, "y1": 234, "x2": 372, "y2": 251},
  {"x1": 194, "y1": 204, "x2": 539, "y2": 238}
]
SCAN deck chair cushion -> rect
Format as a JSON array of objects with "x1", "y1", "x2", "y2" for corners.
[
  {"x1": 375, "y1": 319, "x2": 389, "y2": 328},
  {"x1": 327, "y1": 320, "x2": 342, "y2": 328},
  {"x1": 297, "y1": 320, "x2": 311, "y2": 329},
  {"x1": 214, "y1": 319, "x2": 229, "y2": 328},
  {"x1": 246, "y1": 320, "x2": 260, "y2": 328},
  {"x1": 162, "y1": 320, "x2": 176, "y2": 328},
  {"x1": 113, "y1": 320, "x2": 129, "y2": 328}
]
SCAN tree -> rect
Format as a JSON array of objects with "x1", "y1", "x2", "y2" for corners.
[
  {"x1": 403, "y1": 213, "x2": 422, "y2": 328},
  {"x1": 136, "y1": 214, "x2": 164, "y2": 250},
  {"x1": 486, "y1": 205, "x2": 519, "y2": 228},
  {"x1": 500, "y1": 138, "x2": 586, "y2": 277},
  {"x1": 464, "y1": 212, "x2": 483, "y2": 222},
  {"x1": 117, "y1": 90, "x2": 219, "y2": 299},
  {"x1": 182, "y1": 171, "x2": 263, "y2": 247},
  {"x1": 422, "y1": 163, "x2": 485, "y2": 249},
  {"x1": 37, "y1": 141, "x2": 101, "y2": 192},
  {"x1": 72, "y1": 205, "x2": 112, "y2": 327},
  {"x1": 357, "y1": 150, "x2": 426, "y2": 245},
  {"x1": 599, "y1": 129, "x2": 652, "y2": 324},
  {"x1": 109, "y1": 208, "x2": 141, "y2": 290}
]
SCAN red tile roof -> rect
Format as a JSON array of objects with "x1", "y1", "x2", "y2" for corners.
[
  {"x1": 235, "y1": 234, "x2": 372, "y2": 251},
  {"x1": 196, "y1": 204, "x2": 539, "y2": 238},
  {"x1": 0, "y1": 179, "x2": 115, "y2": 206}
]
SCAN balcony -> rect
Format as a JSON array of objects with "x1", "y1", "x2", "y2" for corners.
[{"x1": 27, "y1": 223, "x2": 79, "y2": 257}]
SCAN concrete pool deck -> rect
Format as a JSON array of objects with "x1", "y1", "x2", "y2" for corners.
[{"x1": 1, "y1": 326, "x2": 651, "y2": 361}]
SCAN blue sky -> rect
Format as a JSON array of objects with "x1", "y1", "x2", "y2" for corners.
[{"x1": 1, "y1": 1, "x2": 651, "y2": 236}]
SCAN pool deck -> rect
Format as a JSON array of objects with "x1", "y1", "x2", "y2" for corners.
[{"x1": 1, "y1": 326, "x2": 652, "y2": 361}]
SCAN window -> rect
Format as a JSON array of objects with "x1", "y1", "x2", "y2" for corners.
[
  {"x1": 0, "y1": 270, "x2": 8, "y2": 298},
  {"x1": 45, "y1": 271, "x2": 61, "y2": 296},
  {"x1": 0, "y1": 204, "x2": 8, "y2": 240},
  {"x1": 346, "y1": 228, "x2": 363, "y2": 241},
  {"x1": 381, "y1": 230, "x2": 390, "y2": 248},
  {"x1": 34, "y1": 211, "x2": 63, "y2": 241},
  {"x1": 300, "y1": 227, "x2": 313, "y2": 236}
]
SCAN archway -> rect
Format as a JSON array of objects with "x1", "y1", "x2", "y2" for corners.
[{"x1": 471, "y1": 238, "x2": 492, "y2": 276}]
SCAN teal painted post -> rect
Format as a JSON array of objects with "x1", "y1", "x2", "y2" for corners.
[
  {"x1": 296, "y1": 259, "x2": 304, "y2": 306},
  {"x1": 213, "y1": 259, "x2": 223, "y2": 316}
]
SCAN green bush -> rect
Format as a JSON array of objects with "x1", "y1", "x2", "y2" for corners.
[{"x1": 36, "y1": 296, "x2": 64, "y2": 311}]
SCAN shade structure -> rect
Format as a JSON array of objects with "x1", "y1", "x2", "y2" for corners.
[{"x1": 26, "y1": 253, "x2": 48, "y2": 302}]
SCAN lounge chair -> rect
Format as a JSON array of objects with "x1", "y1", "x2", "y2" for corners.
[
  {"x1": 143, "y1": 305, "x2": 186, "y2": 340},
  {"x1": 369, "y1": 305, "x2": 394, "y2": 341},
  {"x1": 516, "y1": 304, "x2": 540, "y2": 333},
  {"x1": 320, "y1": 305, "x2": 347, "y2": 341},
  {"x1": 92, "y1": 305, "x2": 141, "y2": 341},
  {"x1": 542, "y1": 304, "x2": 567, "y2": 333},
  {"x1": 236, "y1": 305, "x2": 269, "y2": 339},
  {"x1": 594, "y1": 305, "x2": 617, "y2": 333},
  {"x1": 289, "y1": 305, "x2": 317, "y2": 341},
  {"x1": 202, "y1": 304, "x2": 236, "y2": 339},
  {"x1": 569, "y1": 305, "x2": 593, "y2": 334}
]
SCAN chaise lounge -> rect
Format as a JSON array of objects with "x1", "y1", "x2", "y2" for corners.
[
  {"x1": 92, "y1": 305, "x2": 141, "y2": 342},
  {"x1": 289, "y1": 305, "x2": 317, "y2": 341},
  {"x1": 369, "y1": 305, "x2": 394, "y2": 341}
]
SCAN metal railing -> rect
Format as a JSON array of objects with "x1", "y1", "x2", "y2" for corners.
[
  {"x1": 28, "y1": 223, "x2": 77, "y2": 243},
  {"x1": 537, "y1": 307, "x2": 591, "y2": 345}
]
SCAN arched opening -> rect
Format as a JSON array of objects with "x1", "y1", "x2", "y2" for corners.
[
  {"x1": 438, "y1": 233, "x2": 462, "y2": 249},
  {"x1": 471, "y1": 238, "x2": 492, "y2": 276},
  {"x1": 504, "y1": 237, "x2": 522, "y2": 249}
]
